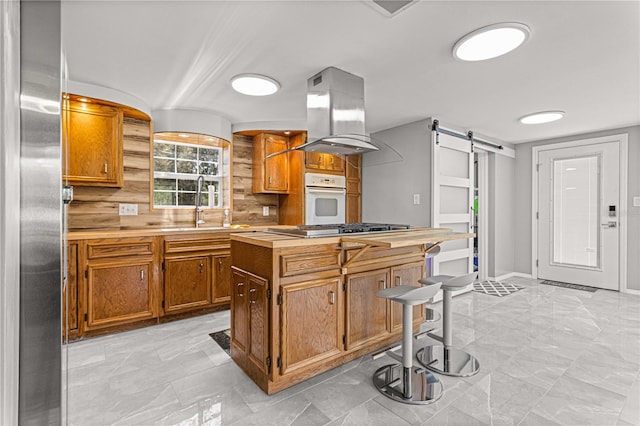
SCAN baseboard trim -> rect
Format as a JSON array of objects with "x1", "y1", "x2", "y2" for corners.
[{"x1": 623, "y1": 288, "x2": 640, "y2": 296}]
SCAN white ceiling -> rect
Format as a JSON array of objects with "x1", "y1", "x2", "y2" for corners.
[{"x1": 62, "y1": 0, "x2": 640, "y2": 144}]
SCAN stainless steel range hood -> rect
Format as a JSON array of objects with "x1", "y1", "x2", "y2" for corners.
[{"x1": 296, "y1": 67, "x2": 379, "y2": 155}]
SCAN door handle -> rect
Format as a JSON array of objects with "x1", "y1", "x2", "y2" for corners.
[
  {"x1": 329, "y1": 291, "x2": 335, "y2": 305},
  {"x1": 237, "y1": 282, "x2": 244, "y2": 296},
  {"x1": 249, "y1": 288, "x2": 256, "y2": 304}
]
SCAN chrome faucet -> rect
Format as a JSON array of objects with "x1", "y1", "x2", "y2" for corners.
[{"x1": 195, "y1": 175, "x2": 205, "y2": 228}]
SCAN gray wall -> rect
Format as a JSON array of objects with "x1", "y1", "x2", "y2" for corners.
[
  {"x1": 362, "y1": 119, "x2": 432, "y2": 226},
  {"x1": 488, "y1": 153, "x2": 516, "y2": 278},
  {"x1": 514, "y1": 125, "x2": 640, "y2": 291}
]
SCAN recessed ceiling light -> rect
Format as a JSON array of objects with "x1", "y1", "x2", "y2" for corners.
[
  {"x1": 519, "y1": 111, "x2": 565, "y2": 124},
  {"x1": 230, "y1": 74, "x2": 280, "y2": 96},
  {"x1": 453, "y1": 22, "x2": 530, "y2": 61}
]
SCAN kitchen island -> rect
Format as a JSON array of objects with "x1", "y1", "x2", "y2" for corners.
[{"x1": 229, "y1": 227, "x2": 474, "y2": 394}]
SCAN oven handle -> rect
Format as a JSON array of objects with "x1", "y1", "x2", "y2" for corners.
[{"x1": 305, "y1": 187, "x2": 346, "y2": 195}]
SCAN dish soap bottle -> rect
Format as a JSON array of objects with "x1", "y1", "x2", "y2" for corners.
[{"x1": 223, "y1": 208, "x2": 231, "y2": 228}]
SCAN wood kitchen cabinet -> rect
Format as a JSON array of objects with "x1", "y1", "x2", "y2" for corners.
[
  {"x1": 231, "y1": 267, "x2": 270, "y2": 375},
  {"x1": 163, "y1": 234, "x2": 232, "y2": 314},
  {"x1": 164, "y1": 256, "x2": 212, "y2": 313},
  {"x1": 279, "y1": 278, "x2": 343, "y2": 375},
  {"x1": 345, "y1": 154, "x2": 362, "y2": 223},
  {"x1": 305, "y1": 152, "x2": 345, "y2": 173},
  {"x1": 63, "y1": 241, "x2": 81, "y2": 340},
  {"x1": 345, "y1": 268, "x2": 390, "y2": 350},
  {"x1": 389, "y1": 261, "x2": 426, "y2": 333},
  {"x1": 62, "y1": 98, "x2": 124, "y2": 187},
  {"x1": 84, "y1": 237, "x2": 157, "y2": 331},
  {"x1": 252, "y1": 133, "x2": 289, "y2": 193}
]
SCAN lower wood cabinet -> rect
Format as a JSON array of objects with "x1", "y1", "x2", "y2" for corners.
[
  {"x1": 280, "y1": 278, "x2": 343, "y2": 374},
  {"x1": 389, "y1": 261, "x2": 426, "y2": 332},
  {"x1": 231, "y1": 267, "x2": 270, "y2": 375},
  {"x1": 63, "y1": 242, "x2": 80, "y2": 340},
  {"x1": 344, "y1": 268, "x2": 390, "y2": 350},
  {"x1": 86, "y1": 259, "x2": 155, "y2": 330},
  {"x1": 164, "y1": 255, "x2": 212, "y2": 313},
  {"x1": 213, "y1": 254, "x2": 231, "y2": 303}
]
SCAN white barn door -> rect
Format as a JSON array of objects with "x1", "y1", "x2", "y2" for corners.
[{"x1": 430, "y1": 131, "x2": 475, "y2": 279}]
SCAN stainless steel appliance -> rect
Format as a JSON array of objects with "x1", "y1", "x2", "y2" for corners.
[
  {"x1": 267, "y1": 222, "x2": 411, "y2": 238},
  {"x1": 305, "y1": 173, "x2": 346, "y2": 225}
]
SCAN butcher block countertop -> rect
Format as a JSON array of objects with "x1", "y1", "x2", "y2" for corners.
[
  {"x1": 230, "y1": 227, "x2": 474, "y2": 249},
  {"x1": 67, "y1": 225, "x2": 289, "y2": 241}
]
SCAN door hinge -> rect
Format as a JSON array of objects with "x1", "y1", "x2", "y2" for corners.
[
  {"x1": 342, "y1": 335, "x2": 346, "y2": 345},
  {"x1": 162, "y1": 300, "x2": 165, "y2": 309},
  {"x1": 266, "y1": 356, "x2": 271, "y2": 368},
  {"x1": 536, "y1": 259, "x2": 539, "y2": 267},
  {"x1": 343, "y1": 282, "x2": 346, "y2": 291},
  {"x1": 276, "y1": 293, "x2": 282, "y2": 305},
  {"x1": 277, "y1": 357, "x2": 281, "y2": 368},
  {"x1": 266, "y1": 289, "x2": 271, "y2": 299},
  {"x1": 84, "y1": 269, "x2": 88, "y2": 278},
  {"x1": 84, "y1": 313, "x2": 87, "y2": 322},
  {"x1": 162, "y1": 261, "x2": 165, "y2": 271}
]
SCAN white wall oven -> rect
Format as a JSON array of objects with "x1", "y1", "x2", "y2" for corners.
[{"x1": 305, "y1": 173, "x2": 346, "y2": 225}]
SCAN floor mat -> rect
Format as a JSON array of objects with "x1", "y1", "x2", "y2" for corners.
[
  {"x1": 209, "y1": 329, "x2": 231, "y2": 355},
  {"x1": 473, "y1": 280, "x2": 524, "y2": 297},
  {"x1": 540, "y1": 280, "x2": 598, "y2": 292}
]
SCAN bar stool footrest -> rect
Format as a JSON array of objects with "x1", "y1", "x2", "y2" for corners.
[{"x1": 416, "y1": 345, "x2": 480, "y2": 377}]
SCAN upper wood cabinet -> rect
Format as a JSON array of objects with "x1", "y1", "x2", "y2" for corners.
[
  {"x1": 62, "y1": 99, "x2": 124, "y2": 187},
  {"x1": 305, "y1": 152, "x2": 345, "y2": 173},
  {"x1": 252, "y1": 133, "x2": 289, "y2": 193}
]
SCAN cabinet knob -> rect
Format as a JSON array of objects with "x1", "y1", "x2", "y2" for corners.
[
  {"x1": 199, "y1": 263, "x2": 204, "y2": 273},
  {"x1": 218, "y1": 259, "x2": 222, "y2": 272},
  {"x1": 329, "y1": 291, "x2": 335, "y2": 305},
  {"x1": 268, "y1": 176, "x2": 272, "y2": 185},
  {"x1": 104, "y1": 162, "x2": 108, "y2": 174},
  {"x1": 249, "y1": 288, "x2": 256, "y2": 304},
  {"x1": 237, "y1": 282, "x2": 244, "y2": 296},
  {"x1": 140, "y1": 270, "x2": 144, "y2": 280}
]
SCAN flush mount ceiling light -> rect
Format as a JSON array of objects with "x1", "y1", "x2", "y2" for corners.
[
  {"x1": 519, "y1": 110, "x2": 565, "y2": 124},
  {"x1": 453, "y1": 22, "x2": 530, "y2": 61},
  {"x1": 230, "y1": 74, "x2": 280, "y2": 96}
]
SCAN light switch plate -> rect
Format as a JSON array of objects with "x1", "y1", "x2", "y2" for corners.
[
  {"x1": 413, "y1": 194, "x2": 420, "y2": 205},
  {"x1": 633, "y1": 196, "x2": 640, "y2": 207},
  {"x1": 119, "y1": 203, "x2": 138, "y2": 216},
  {"x1": 262, "y1": 206, "x2": 269, "y2": 216}
]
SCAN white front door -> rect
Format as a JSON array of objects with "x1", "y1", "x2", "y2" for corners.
[
  {"x1": 430, "y1": 131, "x2": 474, "y2": 277},
  {"x1": 537, "y1": 142, "x2": 620, "y2": 290}
]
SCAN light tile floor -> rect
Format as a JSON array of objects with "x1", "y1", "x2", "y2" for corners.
[{"x1": 65, "y1": 277, "x2": 640, "y2": 425}]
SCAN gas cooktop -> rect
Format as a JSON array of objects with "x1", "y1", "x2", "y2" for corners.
[{"x1": 266, "y1": 223, "x2": 411, "y2": 238}]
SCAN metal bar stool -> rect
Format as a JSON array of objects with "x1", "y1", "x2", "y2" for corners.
[
  {"x1": 417, "y1": 272, "x2": 480, "y2": 377},
  {"x1": 373, "y1": 283, "x2": 443, "y2": 405}
]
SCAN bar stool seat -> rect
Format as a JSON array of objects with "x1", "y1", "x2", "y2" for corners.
[
  {"x1": 373, "y1": 284, "x2": 443, "y2": 405},
  {"x1": 423, "y1": 245, "x2": 445, "y2": 323},
  {"x1": 416, "y1": 272, "x2": 480, "y2": 377}
]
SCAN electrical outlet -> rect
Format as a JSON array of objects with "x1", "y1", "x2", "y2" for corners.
[
  {"x1": 262, "y1": 206, "x2": 269, "y2": 216},
  {"x1": 119, "y1": 203, "x2": 138, "y2": 216},
  {"x1": 634, "y1": 196, "x2": 640, "y2": 207},
  {"x1": 413, "y1": 194, "x2": 420, "y2": 205}
]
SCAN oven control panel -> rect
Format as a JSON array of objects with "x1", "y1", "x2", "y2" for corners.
[{"x1": 305, "y1": 173, "x2": 346, "y2": 188}]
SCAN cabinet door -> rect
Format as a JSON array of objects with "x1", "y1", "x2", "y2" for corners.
[
  {"x1": 62, "y1": 100, "x2": 123, "y2": 187},
  {"x1": 280, "y1": 278, "x2": 342, "y2": 375},
  {"x1": 264, "y1": 135, "x2": 289, "y2": 191},
  {"x1": 63, "y1": 242, "x2": 80, "y2": 339},
  {"x1": 346, "y1": 193, "x2": 361, "y2": 224},
  {"x1": 212, "y1": 254, "x2": 231, "y2": 304},
  {"x1": 325, "y1": 154, "x2": 345, "y2": 172},
  {"x1": 345, "y1": 154, "x2": 361, "y2": 223},
  {"x1": 86, "y1": 260, "x2": 154, "y2": 330},
  {"x1": 164, "y1": 256, "x2": 212, "y2": 313},
  {"x1": 231, "y1": 268, "x2": 248, "y2": 352},
  {"x1": 306, "y1": 152, "x2": 345, "y2": 172},
  {"x1": 389, "y1": 262, "x2": 426, "y2": 333},
  {"x1": 248, "y1": 274, "x2": 269, "y2": 374},
  {"x1": 305, "y1": 152, "x2": 325, "y2": 170},
  {"x1": 345, "y1": 268, "x2": 389, "y2": 350}
]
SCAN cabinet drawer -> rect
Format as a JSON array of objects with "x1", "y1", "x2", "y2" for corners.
[
  {"x1": 280, "y1": 251, "x2": 341, "y2": 277},
  {"x1": 87, "y1": 237, "x2": 154, "y2": 259},
  {"x1": 164, "y1": 235, "x2": 229, "y2": 254}
]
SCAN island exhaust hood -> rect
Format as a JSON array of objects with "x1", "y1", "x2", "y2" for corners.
[{"x1": 295, "y1": 67, "x2": 379, "y2": 155}]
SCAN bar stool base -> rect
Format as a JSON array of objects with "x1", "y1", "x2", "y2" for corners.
[
  {"x1": 416, "y1": 345, "x2": 480, "y2": 377},
  {"x1": 373, "y1": 364, "x2": 443, "y2": 405}
]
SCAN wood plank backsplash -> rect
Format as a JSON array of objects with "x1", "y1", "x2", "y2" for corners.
[{"x1": 68, "y1": 119, "x2": 279, "y2": 231}]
